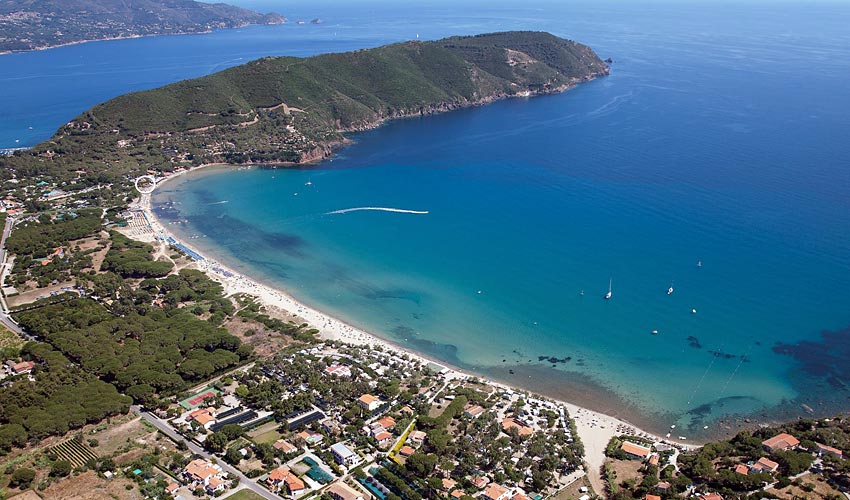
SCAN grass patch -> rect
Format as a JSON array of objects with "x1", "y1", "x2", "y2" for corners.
[
  {"x1": 225, "y1": 489, "x2": 267, "y2": 500},
  {"x1": 249, "y1": 429, "x2": 281, "y2": 445}
]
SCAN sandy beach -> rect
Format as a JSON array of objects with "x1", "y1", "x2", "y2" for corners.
[{"x1": 128, "y1": 164, "x2": 698, "y2": 493}]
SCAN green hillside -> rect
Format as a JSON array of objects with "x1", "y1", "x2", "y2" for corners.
[{"x1": 0, "y1": 31, "x2": 608, "y2": 193}]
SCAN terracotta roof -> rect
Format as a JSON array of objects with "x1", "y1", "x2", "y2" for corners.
[
  {"x1": 188, "y1": 408, "x2": 215, "y2": 426},
  {"x1": 208, "y1": 476, "x2": 225, "y2": 489},
  {"x1": 442, "y1": 478, "x2": 457, "y2": 490},
  {"x1": 483, "y1": 483, "x2": 508, "y2": 500},
  {"x1": 511, "y1": 493, "x2": 529, "y2": 500},
  {"x1": 328, "y1": 481, "x2": 363, "y2": 500},
  {"x1": 703, "y1": 494, "x2": 723, "y2": 500},
  {"x1": 184, "y1": 459, "x2": 219, "y2": 482},
  {"x1": 165, "y1": 482, "x2": 178, "y2": 492},
  {"x1": 734, "y1": 464, "x2": 749, "y2": 475},
  {"x1": 465, "y1": 405, "x2": 485, "y2": 417},
  {"x1": 374, "y1": 431, "x2": 392, "y2": 442},
  {"x1": 620, "y1": 441, "x2": 652, "y2": 458},
  {"x1": 269, "y1": 467, "x2": 290, "y2": 482},
  {"x1": 762, "y1": 433, "x2": 799, "y2": 450},
  {"x1": 11, "y1": 361, "x2": 34, "y2": 374},
  {"x1": 753, "y1": 456, "x2": 779, "y2": 472},
  {"x1": 377, "y1": 416, "x2": 396, "y2": 429},
  {"x1": 501, "y1": 417, "x2": 533, "y2": 436},
  {"x1": 273, "y1": 439, "x2": 298, "y2": 453},
  {"x1": 285, "y1": 474, "x2": 306, "y2": 492},
  {"x1": 645, "y1": 495, "x2": 661, "y2": 500},
  {"x1": 359, "y1": 394, "x2": 379, "y2": 405},
  {"x1": 648, "y1": 454, "x2": 659, "y2": 465},
  {"x1": 399, "y1": 445, "x2": 415, "y2": 456},
  {"x1": 451, "y1": 489, "x2": 465, "y2": 499}
]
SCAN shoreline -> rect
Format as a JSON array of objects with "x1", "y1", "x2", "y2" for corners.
[
  {"x1": 0, "y1": 21, "x2": 285, "y2": 57},
  {"x1": 129, "y1": 163, "x2": 699, "y2": 490}
]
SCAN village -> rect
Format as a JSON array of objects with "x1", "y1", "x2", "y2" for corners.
[{"x1": 142, "y1": 341, "x2": 588, "y2": 500}]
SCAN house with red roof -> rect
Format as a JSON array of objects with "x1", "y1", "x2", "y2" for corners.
[{"x1": 762, "y1": 433, "x2": 799, "y2": 452}]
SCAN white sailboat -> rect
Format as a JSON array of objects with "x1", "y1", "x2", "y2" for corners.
[
  {"x1": 604, "y1": 278, "x2": 612, "y2": 300},
  {"x1": 667, "y1": 283, "x2": 674, "y2": 295}
]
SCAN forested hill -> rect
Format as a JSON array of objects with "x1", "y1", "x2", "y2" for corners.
[
  {"x1": 0, "y1": 0, "x2": 285, "y2": 53},
  {"x1": 0, "y1": 31, "x2": 608, "y2": 191}
]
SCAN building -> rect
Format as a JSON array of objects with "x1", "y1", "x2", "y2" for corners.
[
  {"x1": 816, "y1": 442, "x2": 844, "y2": 458},
  {"x1": 483, "y1": 483, "x2": 511, "y2": 500},
  {"x1": 703, "y1": 494, "x2": 723, "y2": 500},
  {"x1": 295, "y1": 430, "x2": 324, "y2": 446},
  {"x1": 464, "y1": 405, "x2": 485, "y2": 418},
  {"x1": 187, "y1": 408, "x2": 216, "y2": 429},
  {"x1": 182, "y1": 459, "x2": 223, "y2": 490},
  {"x1": 207, "y1": 476, "x2": 226, "y2": 495},
  {"x1": 327, "y1": 481, "x2": 365, "y2": 500},
  {"x1": 442, "y1": 478, "x2": 457, "y2": 491},
  {"x1": 399, "y1": 445, "x2": 415, "y2": 457},
  {"x1": 762, "y1": 433, "x2": 800, "y2": 452},
  {"x1": 374, "y1": 431, "x2": 393, "y2": 448},
  {"x1": 358, "y1": 394, "x2": 382, "y2": 412},
  {"x1": 331, "y1": 442, "x2": 362, "y2": 467},
  {"x1": 620, "y1": 441, "x2": 652, "y2": 460},
  {"x1": 273, "y1": 439, "x2": 298, "y2": 454},
  {"x1": 750, "y1": 457, "x2": 779, "y2": 473},
  {"x1": 408, "y1": 430, "x2": 427, "y2": 446},
  {"x1": 645, "y1": 495, "x2": 661, "y2": 500},
  {"x1": 501, "y1": 417, "x2": 533, "y2": 437},
  {"x1": 268, "y1": 467, "x2": 307, "y2": 496},
  {"x1": 376, "y1": 416, "x2": 396, "y2": 430},
  {"x1": 325, "y1": 365, "x2": 352, "y2": 377},
  {"x1": 734, "y1": 464, "x2": 749, "y2": 475}
]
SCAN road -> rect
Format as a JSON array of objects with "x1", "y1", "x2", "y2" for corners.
[
  {"x1": 134, "y1": 407, "x2": 283, "y2": 500},
  {"x1": 0, "y1": 215, "x2": 31, "y2": 339}
]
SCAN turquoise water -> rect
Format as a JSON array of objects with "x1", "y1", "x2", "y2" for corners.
[{"x1": 6, "y1": 0, "x2": 850, "y2": 438}]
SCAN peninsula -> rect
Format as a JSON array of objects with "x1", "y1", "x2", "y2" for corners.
[
  {"x1": 0, "y1": 0, "x2": 285, "y2": 54},
  {"x1": 0, "y1": 31, "x2": 609, "y2": 193}
]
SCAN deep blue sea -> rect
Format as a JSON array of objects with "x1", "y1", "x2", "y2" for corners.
[{"x1": 7, "y1": 0, "x2": 850, "y2": 438}]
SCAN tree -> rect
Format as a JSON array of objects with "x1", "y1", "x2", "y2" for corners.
[
  {"x1": 10, "y1": 467, "x2": 36, "y2": 488},
  {"x1": 205, "y1": 431, "x2": 229, "y2": 453},
  {"x1": 225, "y1": 446, "x2": 243, "y2": 464},
  {"x1": 51, "y1": 460, "x2": 73, "y2": 477}
]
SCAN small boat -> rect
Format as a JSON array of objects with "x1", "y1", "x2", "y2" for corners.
[
  {"x1": 604, "y1": 278, "x2": 612, "y2": 300},
  {"x1": 691, "y1": 308, "x2": 697, "y2": 314},
  {"x1": 697, "y1": 260, "x2": 702, "y2": 268},
  {"x1": 305, "y1": 181, "x2": 312, "y2": 186},
  {"x1": 667, "y1": 284, "x2": 674, "y2": 295},
  {"x1": 651, "y1": 330, "x2": 659, "y2": 335}
]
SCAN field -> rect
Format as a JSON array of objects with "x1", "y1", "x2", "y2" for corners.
[
  {"x1": 247, "y1": 421, "x2": 281, "y2": 445},
  {"x1": 224, "y1": 489, "x2": 266, "y2": 500},
  {"x1": 49, "y1": 439, "x2": 98, "y2": 467}
]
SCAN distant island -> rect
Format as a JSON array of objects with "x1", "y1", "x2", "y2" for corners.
[
  {"x1": 1, "y1": 31, "x2": 609, "y2": 189},
  {"x1": 0, "y1": 0, "x2": 285, "y2": 54}
]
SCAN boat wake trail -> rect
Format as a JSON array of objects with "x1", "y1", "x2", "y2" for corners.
[
  {"x1": 326, "y1": 207, "x2": 429, "y2": 215},
  {"x1": 208, "y1": 200, "x2": 229, "y2": 205}
]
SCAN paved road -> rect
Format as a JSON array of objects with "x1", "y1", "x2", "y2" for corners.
[
  {"x1": 0, "y1": 215, "x2": 31, "y2": 339},
  {"x1": 134, "y1": 407, "x2": 282, "y2": 500}
]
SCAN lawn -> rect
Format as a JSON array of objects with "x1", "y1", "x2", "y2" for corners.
[
  {"x1": 250, "y1": 428, "x2": 282, "y2": 445},
  {"x1": 225, "y1": 489, "x2": 266, "y2": 500}
]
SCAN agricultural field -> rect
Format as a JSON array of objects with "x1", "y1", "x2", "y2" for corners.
[
  {"x1": 49, "y1": 439, "x2": 98, "y2": 467},
  {"x1": 225, "y1": 489, "x2": 267, "y2": 500}
]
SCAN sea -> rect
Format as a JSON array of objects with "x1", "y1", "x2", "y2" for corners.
[{"x1": 5, "y1": 0, "x2": 850, "y2": 439}]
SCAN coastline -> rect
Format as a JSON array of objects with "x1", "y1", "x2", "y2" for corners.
[
  {"x1": 0, "y1": 21, "x2": 284, "y2": 57},
  {"x1": 129, "y1": 162, "x2": 699, "y2": 491}
]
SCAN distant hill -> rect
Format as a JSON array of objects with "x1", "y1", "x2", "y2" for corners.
[
  {"x1": 0, "y1": 0, "x2": 285, "y2": 53},
  {"x1": 1, "y1": 31, "x2": 608, "y2": 189}
]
